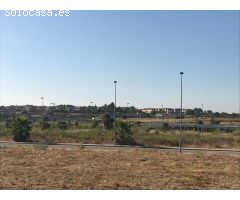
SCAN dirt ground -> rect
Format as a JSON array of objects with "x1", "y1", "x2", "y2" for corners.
[{"x1": 0, "y1": 146, "x2": 239, "y2": 189}]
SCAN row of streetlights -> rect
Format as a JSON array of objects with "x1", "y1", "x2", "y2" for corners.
[
  {"x1": 113, "y1": 72, "x2": 184, "y2": 154},
  {"x1": 41, "y1": 73, "x2": 184, "y2": 153}
]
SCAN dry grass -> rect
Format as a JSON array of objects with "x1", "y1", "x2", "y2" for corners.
[{"x1": 0, "y1": 146, "x2": 239, "y2": 189}]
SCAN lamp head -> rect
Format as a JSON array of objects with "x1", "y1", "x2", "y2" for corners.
[
  {"x1": 114, "y1": 81, "x2": 117, "y2": 83},
  {"x1": 180, "y1": 72, "x2": 184, "y2": 75}
]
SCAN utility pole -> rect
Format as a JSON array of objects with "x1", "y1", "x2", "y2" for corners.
[
  {"x1": 114, "y1": 81, "x2": 117, "y2": 145},
  {"x1": 179, "y1": 72, "x2": 184, "y2": 154}
]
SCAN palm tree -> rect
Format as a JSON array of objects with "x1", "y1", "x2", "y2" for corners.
[{"x1": 8, "y1": 115, "x2": 32, "y2": 141}]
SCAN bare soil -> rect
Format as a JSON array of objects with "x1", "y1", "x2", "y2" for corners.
[{"x1": 0, "y1": 146, "x2": 239, "y2": 189}]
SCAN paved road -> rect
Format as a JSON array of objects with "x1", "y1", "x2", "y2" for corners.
[{"x1": 0, "y1": 141, "x2": 239, "y2": 157}]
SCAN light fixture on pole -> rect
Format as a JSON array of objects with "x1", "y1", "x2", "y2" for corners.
[
  {"x1": 40, "y1": 97, "x2": 44, "y2": 107},
  {"x1": 179, "y1": 72, "x2": 184, "y2": 154},
  {"x1": 114, "y1": 80, "x2": 117, "y2": 145}
]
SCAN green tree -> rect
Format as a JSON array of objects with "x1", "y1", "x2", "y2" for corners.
[
  {"x1": 116, "y1": 121, "x2": 136, "y2": 145},
  {"x1": 39, "y1": 116, "x2": 50, "y2": 130},
  {"x1": 206, "y1": 110, "x2": 213, "y2": 117},
  {"x1": 186, "y1": 109, "x2": 194, "y2": 116},
  {"x1": 91, "y1": 120, "x2": 99, "y2": 128},
  {"x1": 103, "y1": 114, "x2": 114, "y2": 129},
  {"x1": 8, "y1": 115, "x2": 32, "y2": 142},
  {"x1": 108, "y1": 102, "x2": 115, "y2": 111},
  {"x1": 213, "y1": 112, "x2": 220, "y2": 117},
  {"x1": 193, "y1": 108, "x2": 203, "y2": 117}
]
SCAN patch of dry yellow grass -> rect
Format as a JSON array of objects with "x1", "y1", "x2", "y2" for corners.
[{"x1": 0, "y1": 147, "x2": 239, "y2": 189}]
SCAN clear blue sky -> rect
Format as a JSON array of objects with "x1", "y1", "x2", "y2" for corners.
[{"x1": 0, "y1": 11, "x2": 239, "y2": 113}]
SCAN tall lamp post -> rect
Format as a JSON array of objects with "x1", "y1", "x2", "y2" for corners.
[
  {"x1": 41, "y1": 97, "x2": 44, "y2": 107},
  {"x1": 50, "y1": 102, "x2": 55, "y2": 122},
  {"x1": 126, "y1": 102, "x2": 130, "y2": 119},
  {"x1": 90, "y1": 101, "x2": 94, "y2": 119},
  {"x1": 179, "y1": 72, "x2": 184, "y2": 154},
  {"x1": 114, "y1": 81, "x2": 117, "y2": 145},
  {"x1": 161, "y1": 105, "x2": 164, "y2": 129}
]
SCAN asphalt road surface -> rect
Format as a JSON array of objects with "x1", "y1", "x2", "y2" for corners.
[{"x1": 0, "y1": 141, "x2": 239, "y2": 157}]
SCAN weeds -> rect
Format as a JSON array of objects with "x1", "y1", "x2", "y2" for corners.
[
  {"x1": 33, "y1": 141, "x2": 48, "y2": 150},
  {"x1": 0, "y1": 121, "x2": 239, "y2": 149}
]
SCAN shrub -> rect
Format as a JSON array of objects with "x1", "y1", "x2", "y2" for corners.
[
  {"x1": 116, "y1": 121, "x2": 136, "y2": 145},
  {"x1": 122, "y1": 114, "x2": 127, "y2": 119},
  {"x1": 33, "y1": 141, "x2": 48, "y2": 150},
  {"x1": 135, "y1": 121, "x2": 142, "y2": 127},
  {"x1": 5, "y1": 119, "x2": 11, "y2": 129},
  {"x1": 232, "y1": 129, "x2": 240, "y2": 136},
  {"x1": 146, "y1": 126, "x2": 154, "y2": 132},
  {"x1": 74, "y1": 120, "x2": 79, "y2": 127},
  {"x1": 8, "y1": 115, "x2": 32, "y2": 142},
  {"x1": 91, "y1": 120, "x2": 99, "y2": 128},
  {"x1": 39, "y1": 116, "x2": 50, "y2": 130},
  {"x1": 162, "y1": 122, "x2": 169, "y2": 130},
  {"x1": 57, "y1": 121, "x2": 68, "y2": 130},
  {"x1": 103, "y1": 114, "x2": 114, "y2": 129},
  {"x1": 67, "y1": 120, "x2": 73, "y2": 128},
  {"x1": 211, "y1": 117, "x2": 220, "y2": 124}
]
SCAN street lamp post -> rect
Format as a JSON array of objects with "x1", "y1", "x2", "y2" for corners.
[
  {"x1": 90, "y1": 102, "x2": 94, "y2": 119},
  {"x1": 41, "y1": 97, "x2": 44, "y2": 107},
  {"x1": 114, "y1": 81, "x2": 117, "y2": 145},
  {"x1": 161, "y1": 105, "x2": 164, "y2": 129},
  {"x1": 126, "y1": 102, "x2": 130, "y2": 119},
  {"x1": 50, "y1": 102, "x2": 54, "y2": 122},
  {"x1": 179, "y1": 72, "x2": 184, "y2": 154}
]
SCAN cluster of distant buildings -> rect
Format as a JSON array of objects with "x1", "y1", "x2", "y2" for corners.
[
  {"x1": 0, "y1": 105, "x2": 237, "y2": 122},
  {"x1": 0, "y1": 105, "x2": 97, "y2": 121},
  {"x1": 0, "y1": 105, "x2": 190, "y2": 121},
  {"x1": 0, "y1": 105, "x2": 80, "y2": 120},
  {"x1": 141, "y1": 107, "x2": 188, "y2": 117},
  {"x1": 0, "y1": 105, "x2": 80, "y2": 114},
  {"x1": 1, "y1": 105, "x2": 187, "y2": 114}
]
